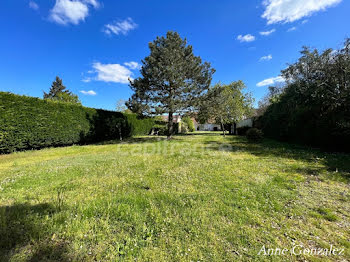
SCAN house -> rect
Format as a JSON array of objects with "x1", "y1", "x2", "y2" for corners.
[
  {"x1": 160, "y1": 114, "x2": 222, "y2": 131},
  {"x1": 160, "y1": 115, "x2": 182, "y2": 123},
  {"x1": 236, "y1": 118, "x2": 254, "y2": 128},
  {"x1": 192, "y1": 118, "x2": 222, "y2": 131}
]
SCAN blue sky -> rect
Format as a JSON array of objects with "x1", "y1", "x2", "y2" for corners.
[{"x1": 1, "y1": 0, "x2": 349, "y2": 110}]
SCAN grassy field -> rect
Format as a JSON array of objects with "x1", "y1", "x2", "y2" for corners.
[{"x1": 0, "y1": 133, "x2": 349, "y2": 261}]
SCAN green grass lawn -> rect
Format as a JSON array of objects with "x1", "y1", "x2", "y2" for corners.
[{"x1": 0, "y1": 133, "x2": 349, "y2": 261}]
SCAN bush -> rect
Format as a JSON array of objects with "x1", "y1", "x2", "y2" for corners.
[
  {"x1": 181, "y1": 116, "x2": 195, "y2": 132},
  {"x1": 236, "y1": 126, "x2": 250, "y2": 136},
  {"x1": 246, "y1": 128, "x2": 263, "y2": 142},
  {"x1": 180, "y1": 121, "x2": 189, "y2": 133},
  {"x1": 0, "y1": 92, "x2": 154, "y2": 153}
]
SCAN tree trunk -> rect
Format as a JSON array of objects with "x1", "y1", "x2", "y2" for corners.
[
  {"x1": 119, "y1": 127, "x2": 122, "y2": 141},
  {"x1": 221, "y1": 121, "x2": 225, "y2": 137},
  {"x1": 167, "y1": 112, "x2": 174, "y2": 139},
  {"x1": 233, "y1": 122, "x2": 237, "y2": 135}
]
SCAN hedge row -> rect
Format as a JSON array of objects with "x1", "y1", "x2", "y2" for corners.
[{"x1": 0, "y1": 92, "x2": 154, "y2": 153}]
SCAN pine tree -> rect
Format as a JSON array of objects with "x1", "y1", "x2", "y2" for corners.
[
  {"x1": 127, "y1": 31, "x2": 215, "y2": 138},
  {"x1": 44, "y1": 76, "x2": 69, "y2": 99},
  {"x1": 44, "y1": 76, "x2": 81, "y2": 104}
]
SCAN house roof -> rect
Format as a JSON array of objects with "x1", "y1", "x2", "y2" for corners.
[{"x1": 160, "y1": 115, "x2": 181, "y2": 123}]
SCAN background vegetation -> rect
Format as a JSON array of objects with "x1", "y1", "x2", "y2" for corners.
[
  {"x1": 0, "y1": 92, "x2": 154, "y2": 153},
  {"x1": 260, "y1": 39, "x2": 350, "y2": 152}
]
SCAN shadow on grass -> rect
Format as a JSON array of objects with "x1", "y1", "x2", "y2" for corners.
[
  {"x1": 0, "y1": 203, "x2": 71, "y2": 262},
  {"x1": 92, "y1": 136, "x2": 168, "y2": 146},
  {"x1": 205, "y1": 135, "x2": 350, "y2": 181},
  {"x1": 84, "y1": 132, "x2": 350, "y2": 181}
]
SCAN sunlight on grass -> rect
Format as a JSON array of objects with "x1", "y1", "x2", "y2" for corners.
[{"x1": 0, "y1": 134, "x2": 349, "y2": 261}]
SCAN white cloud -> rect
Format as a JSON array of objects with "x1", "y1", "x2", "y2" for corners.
[
  {"x1": 103, "y1": 18, "x2": 137, "y2": 36},
  {"x1": 85, "y1": 62, "x2": 134, "y2": 84},
  {"x1": 80, "y1": 90, "x2": 97, "y2": 96},
  {"x1": 302, "y1": 19, "x2": 309, "y2": 24},
  {"x1": 287, "y1": 26, "x2": 297, "y2": 32},
  {"x1": 259, "y1": 29, "x2": 276, "y2": 36},
  {"x1": 83, "y1": 0, "x2": 100, "y2": 8},
  {"x1": 260, "y1": 54, "x2": 272, "y2": 61},
  {"x1": 124, "y1": 61, "x2": 140, "y2": 70},
  {"x1": 49, "y1": 0, "x2": 99, "y2": 25},
  {"x1": 257, "y1": 76, "x2": 285, "y2": 87},
  {"x1": 262, "y1": 0, "x2": 342, "y2": 24},
  {"x1": 29, "y1": 1, "x2": 39, "y2": 10},
  {"x1": 237, "y1": 34, "x2": 255, "y2": 43}
]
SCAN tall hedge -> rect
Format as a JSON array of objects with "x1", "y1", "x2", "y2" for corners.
[
  {"x1": 260, "y1": 40, "x2": 350, "y2": 152},
  {"x1": 125, "y1": 113, "x2": 155, "y2": 136},
  {"x1": 0, "y1": 92, "x2": 154, "y2": 153}
]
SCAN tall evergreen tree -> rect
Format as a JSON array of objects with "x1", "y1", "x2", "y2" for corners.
[
  {"x1": 44, "y1": 76, "x2": 81, "y2": 104},
  {"x1": 127, "y1": 31, "x2": 215, "y2": 138},
  {"x1": 44, "y1": 76, "x2": 69, "y2": 99}
]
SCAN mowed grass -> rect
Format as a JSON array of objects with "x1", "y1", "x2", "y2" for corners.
[{"x1": 0, "y1": 133, "x2": 349, "y2": 261}]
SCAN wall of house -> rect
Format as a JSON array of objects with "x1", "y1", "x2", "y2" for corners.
[
  {"x1": 237, "y1": 118, "x2": 253, "y2": 128},
  {"x1": 196, "y1": 123, "x2": 222, "y2": 131}
]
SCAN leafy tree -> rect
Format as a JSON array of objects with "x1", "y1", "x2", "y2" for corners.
[
  {"x1": 116, "y1": 99, "x2": 128, "y2": 112},
  {"x1": 257, "y1": 85, "x2": 284, "y2": 116},
  {"x1": 127, "y1": 31, "x2": 215, "y2": 138},
  {"x1": 261, "y1": 38, "x2": 350, "y2": 151},
  {"x1": 181, "y1": 116, "x2": 195, "y2": 132},
  {"x1": 44, "y1": 76, "x2": 81, "y2": 104},
  {"x1": 197, "y1": 81, "x2": 254, "y2": 136},
  {"x1": 54, "y1": 92, "x2": 81, "y2": 104}
]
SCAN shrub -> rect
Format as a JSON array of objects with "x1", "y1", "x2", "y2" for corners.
[
  {"x1": 0, "y1": 92, "x2": 154, "y2": 153},
  {"x1": 246, "y1": 128, "x2": 263, "y2": 142},
  {"x1": 180, "y1": 121, "x2": 189, "y2": 133},
  {"x1": 236, "y1": 126, "x2": 250, "y2": 136},
  {"x1": 181, "y1": 116, "x2": 195, "y2": 132}
]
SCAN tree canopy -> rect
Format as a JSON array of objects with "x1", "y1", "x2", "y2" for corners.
[
  {"x1": 127, "y1": 31, "x2": 215, "y2": 138},
  {"x1": 44, "y1": 76, "x2": 81, "y2": 104},
  {"x1": 261, "y1": 38, "x2": 350, "y2": 151},
  {"x1": 197, "y1": 81, "x2": 254, "y2": 136}
]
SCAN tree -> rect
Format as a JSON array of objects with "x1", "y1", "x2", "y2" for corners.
[
  {"x1": 261, "y1": 38, "x2": 350, "y2": 151},
  {"x1": 127, "y1": 31, "x2": 215, "y2": 138},
  {"x1": 44, "y1": 76, "x2": 81, "y2": 104},
  {"x1": 197, "y1": 81, "x2": 254, "y2": 136},
  {"x1": 257, "y1": 85, "x2": 284, "y2": 116},
  {"x1": 116, "y1": 99, "x2": 128, "y2": 112},
  {"x1": 182, "y1": 116, "x2": 195, "y2": 132}
]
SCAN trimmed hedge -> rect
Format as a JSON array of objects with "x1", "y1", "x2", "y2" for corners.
[
  {"x1": 0, "y1": 92, "x2": 154, "y2": 153},
  {"x1": 124, "y1": 113, "x2": 155, "y2": 136}
]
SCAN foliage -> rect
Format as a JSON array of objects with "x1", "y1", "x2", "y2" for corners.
[
  {"x1": 197, "y1": 81, "x2": 254, "y2": 135},
  {"x1": 1, "y1": 134, "x2": 349, "y2": 261},
  {"x1": 127, "y1": 31, "x2": 215, "y2": 138},
  {"x1": 246, "y1": 128, "x2": 263, "y2": 142},
  {"x1": 236, "y1": 126, "x2": 250, "y2": 136},
  {"x1": 181, "y1": 116, "x2": 195, "y2": 132},
  {"x1": 261, "y1": 38, "x2": 350, "y2": 151},
  {"x1": 124, "y1": 114, "x2": 155, "y2": 136},
  {"x1": 0, "y1": 92, "x2": 154, "y2": 153},
  {"x1": 116, "y1": 99, "x2": 128, "y2": 112},
  {"x1": 256, "y1": 85, "x2": 284, "y2": 116},
  {"x1": 179, "y1": 121, "x2": 189, "y2": 133},
  {"x1": 44, "y1": 76, "x2": 81, "y2": 104}
]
